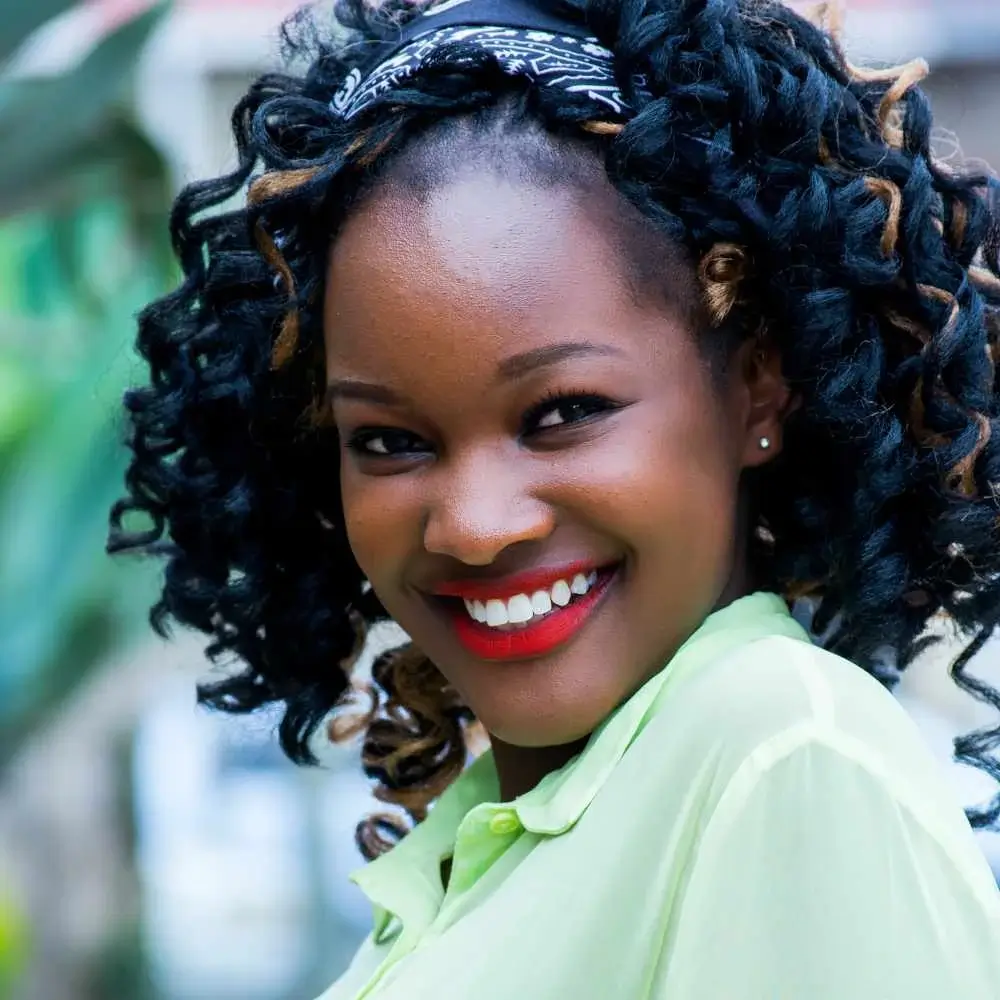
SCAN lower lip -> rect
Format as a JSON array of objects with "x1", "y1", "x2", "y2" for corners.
[{"x1": 442, "y1": 567, "x2": 619, "y2": 662}]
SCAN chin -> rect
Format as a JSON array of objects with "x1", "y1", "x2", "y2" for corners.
[
  {"x1": 466, "y1": 668, "x2": 631, "y2": 750},
  {"x1": 485, "y1": 708, "x2": 604, "y2": 750}
]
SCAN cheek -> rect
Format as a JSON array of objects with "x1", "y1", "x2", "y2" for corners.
[
  {"x1": 650, "y1": 410, "x2": 739, "y2": 538},
  {"x1": 586, "y1": 389, "x2": 739, "y2": 543},
  {"x1": 564, "y1": 394, "x2": 739, "y2": 710},
  {"x1": 340, "y1": 465, "x2": 418, "y2": 591}
]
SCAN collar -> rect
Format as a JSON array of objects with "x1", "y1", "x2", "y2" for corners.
[{"x1": 351, "y1": 591, "x2": 809, "y2": 942}]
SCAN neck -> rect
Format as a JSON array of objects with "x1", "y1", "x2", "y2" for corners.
[{"x1": 490, "y1": 735, "x2": 589, "y2": 801}]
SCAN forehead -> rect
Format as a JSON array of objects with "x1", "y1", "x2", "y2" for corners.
[
  {"x1": 325, "y1": 175, "x2": 630, "y2": 368},
  {"x1": 324, "y1": 169, "x2": 704, "y2": 413},
  {"x1": 324, "y1": 168, "x2": 696, "y2": 380},
  {"x1": 332, "y1": 172, "x2": 628, "y2": 316}
]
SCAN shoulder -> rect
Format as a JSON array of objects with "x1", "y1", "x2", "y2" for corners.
[
  {"x1": 689, "y1": 632, "x2": 908, "y2": 733},
  {"x1": 629, "y1": 633, "x2": 977, "y2": 851},
  {"x1": 647, "y1": 642, "x2": 1000, "y2": 999},
  {"x1": 641, "y1": 633, "x2": 923, "y2": 769}
]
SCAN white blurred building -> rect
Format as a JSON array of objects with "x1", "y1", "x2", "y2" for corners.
[{"x1": 132, "y1": 683, "x2": 373, "y2": 1000}]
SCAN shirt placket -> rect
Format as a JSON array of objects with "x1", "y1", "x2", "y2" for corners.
[{"x1": 438, "y1": 803, "x2": 524, "y2": 910}]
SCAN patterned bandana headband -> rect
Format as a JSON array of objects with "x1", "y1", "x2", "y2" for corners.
[{"x1": 330, "y1": 0, "x2": 630, "y2": 120}]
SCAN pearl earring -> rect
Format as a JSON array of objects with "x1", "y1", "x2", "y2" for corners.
[{"x1": 759, "y1": 436, "x2": 771, "y2": 450}]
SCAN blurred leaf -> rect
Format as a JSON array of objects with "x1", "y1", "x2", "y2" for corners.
[
  {"x1": 108, "y1": 115, "x2": 176, "y2": 275},
  {"x1": 75, "y1": 114, "x2": 175, "y2": 272},
  {"x1": 0, "y1": 0, "x2": 80, "y2": 66},
  {"x1": 0, "y1": 355, "x2": 47, "y2": 460},
  {"x1": 0, "y1": 883, "x2": 29, "y2": 997},
  {"x1": 0, "y1": 598, "x2": 120, "y2": 765},
  {"x1": 0, "y1": 392, "x2": 121, "y2": 698},
  {"x1": 0, "y1": 215, "x2": 167, "y2": 757},
  {"x1": 24, "y1": 118, "x2": 174, "y2": 307},
  {"x1": 0, "y1": 2, "x2": 169, "y2": 213},
  {"x1": 0, "y1": 0, "x2": 174, "y2": 771}
]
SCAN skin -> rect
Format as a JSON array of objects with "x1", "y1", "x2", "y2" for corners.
[{"x1": 323, "y1": 158, "x2": 789, "y2": 801}]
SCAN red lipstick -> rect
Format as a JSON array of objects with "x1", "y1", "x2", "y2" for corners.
[{"x1": 436, "y1": 563, "x2": 620, "y2": 662}]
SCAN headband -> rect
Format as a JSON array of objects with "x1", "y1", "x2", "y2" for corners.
[{"x1": 330, "y1": 0, "x2": 630, "y2": 120}]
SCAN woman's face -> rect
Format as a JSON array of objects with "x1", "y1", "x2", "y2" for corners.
[{"x1": 323, "y1": 162, "x2": 780, "y2": 747}]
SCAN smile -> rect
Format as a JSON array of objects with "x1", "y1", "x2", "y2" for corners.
[
  {"x1": 434, "y1": 562, "x2": 621, "y2": 661},
  {"x1": 462, "y1": 570, "x2": 598, "y2": 628}
]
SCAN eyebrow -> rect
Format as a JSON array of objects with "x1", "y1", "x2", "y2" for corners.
[
  {"x1": 324, "y1": 379, "x2": 407, "y2": 407},
  {"x1": 325, "y1": 341, "x2": 625, "y2": 408},
  {"x1": 494, "y1": 341, "x2": 626, "y2": 381}
]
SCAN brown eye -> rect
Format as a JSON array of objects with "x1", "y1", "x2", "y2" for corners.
[
  {"x1": 522, "y1": 392, "x2": 621, "y2": 435},
  {"x1": 347, "y1": 428, "x2": 431, "y2": 458}
]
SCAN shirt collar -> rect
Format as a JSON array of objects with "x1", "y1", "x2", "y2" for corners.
[
  {"x1": 351, "y1": 591, "x2": 808, "y2": 939},
  {"x1": 352, "y1": 750, "x2": 500, "y2": 943}
]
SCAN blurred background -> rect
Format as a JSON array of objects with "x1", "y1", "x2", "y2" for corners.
[{"x1": 1, "y1": 1, "x2": 1000, "y2": 998}]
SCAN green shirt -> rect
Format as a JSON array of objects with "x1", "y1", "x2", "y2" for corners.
[{"x1": 317, "y1": 592, "x2": 1000, "y2": 999}]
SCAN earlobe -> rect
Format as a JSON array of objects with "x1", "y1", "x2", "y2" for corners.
[{"x1": 738, "y1": 340, "x2": 793, "y2": 468}]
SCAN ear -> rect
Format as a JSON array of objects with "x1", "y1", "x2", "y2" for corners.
[{"x1": 730, "y1": 338, "x2": 795, "y2": 469}]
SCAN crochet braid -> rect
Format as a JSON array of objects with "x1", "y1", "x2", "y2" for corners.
[{"x1": 109, "y1": 0, "x2": 1000, "y2": 856}]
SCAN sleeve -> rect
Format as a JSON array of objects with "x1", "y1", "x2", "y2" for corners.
[{"x1": 651, "y1": 733, "x2": 1000, "y2": 1000}]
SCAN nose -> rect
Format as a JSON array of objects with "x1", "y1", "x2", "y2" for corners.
[{"x1": 422, "y1": 461, "x2": 555, "y2": 566}]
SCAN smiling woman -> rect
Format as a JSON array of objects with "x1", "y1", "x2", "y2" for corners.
[{"x1": 108, "y1": 0, "x2": 1000, "y2": 996}]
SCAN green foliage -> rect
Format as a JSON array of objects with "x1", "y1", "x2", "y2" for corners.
[
  {"x1": 0, "y1": 2, "x2": 171, "y2": 218},
  {"x1": 0, "y1": 203, "x2": 171, "y2": 766},
  {"x1": 0, "y1": 882, "x2": 30, "y2": 998},
  {"x1": 0, "y1": 2, "x2": 175, "y2": 768},
  {"x1": 0, "y1": 0, "x2": 79, "y2": 64}
]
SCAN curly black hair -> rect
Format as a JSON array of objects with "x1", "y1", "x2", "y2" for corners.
[{"x1": 108, "y1": 0, "x2": 1000, "y2": 858}]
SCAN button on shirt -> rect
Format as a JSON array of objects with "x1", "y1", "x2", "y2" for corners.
[{"x1": 316, "y1": 592, "x2": 1000, "y2": 1000}]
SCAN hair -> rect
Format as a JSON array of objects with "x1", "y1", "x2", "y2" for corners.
[{"x1": 109, "y1": 0, "x2": 1000, "y2": 859}]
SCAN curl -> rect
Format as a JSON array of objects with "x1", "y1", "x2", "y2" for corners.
[
  {"x1": 699, "y1": 243, "x2": 750, "y2": 325},
  {"x1": 349, "y1": 643, "x2": 472, "y2": 857},
  {"x1": 864, "y1": 177, "x2": 902, "y2": 257}
]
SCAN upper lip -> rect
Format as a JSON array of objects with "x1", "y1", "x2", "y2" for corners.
[{"x1": 428, "y1": 559, "x2": 616, "y2": 602}]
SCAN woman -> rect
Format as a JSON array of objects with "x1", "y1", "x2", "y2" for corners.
[{"x1": 109, "y1": 0, "x2": 1000, "y2": 995}]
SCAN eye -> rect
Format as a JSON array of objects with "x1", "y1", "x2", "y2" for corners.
[
  {"x1": 522, "y1": 391, "x2": 621, "y2": 435},
  {"x1": 346, "y1": 428, "x2": 431, "y2": 458}
]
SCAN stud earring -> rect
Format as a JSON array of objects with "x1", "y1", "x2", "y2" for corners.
[{"x1": 759, "y1": 436, "x2": 771, "y2": 450}]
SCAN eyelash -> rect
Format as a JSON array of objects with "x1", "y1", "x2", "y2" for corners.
[
  {"x1": 345, "y1": 390, "x2": 621, "y2": 459},
  {"x1": 520, "y1": 389, "x2": 619, "y2": 435}
]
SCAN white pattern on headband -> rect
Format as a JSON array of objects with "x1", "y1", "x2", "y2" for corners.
[{"x1": 329, "y1": 24, "x2": 628, "y2": 120}]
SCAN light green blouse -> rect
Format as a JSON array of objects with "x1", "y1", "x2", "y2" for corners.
[{"x1": 317, "y1": 592, "x2": 1000, "y2": 1000}]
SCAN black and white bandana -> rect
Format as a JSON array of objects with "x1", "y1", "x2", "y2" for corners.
[{"x1": 330, "y1": 0, "x2": 628, "y2": 120}]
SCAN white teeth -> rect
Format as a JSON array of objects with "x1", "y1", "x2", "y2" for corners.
[
  {"x1": 485, "y1": 599, "x2": 509, "y2": 626},
  {"x1": 507, "y1": 594, "x2": 534, "y2": 624},
  {"x1": 531, "y1": 590, "x2": 552, "y2": 615},
  {"x1": 461, "y1": 569, "x2": 610, "y2": 629},
  {"x1": 464, "y1": 599, "x2": 489, "y2": 623}
]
